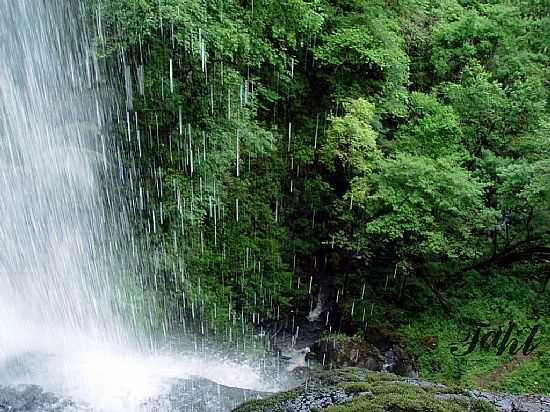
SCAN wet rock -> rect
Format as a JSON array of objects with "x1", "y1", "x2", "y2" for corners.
[
  {"x1": 393, "y1": 378, "x2": 550, "y2": 412},
  {"x1": 280, "y1": 388, "x2": 352, "y2": 412},
  {"x1": 311, "y1": 336, "x2": 418, "y2": 378},
  {"x1": 312, "y1": 337, "x2": 384, "y2": 371},
  {"x1": 260, "y1": 316, "x2": 324, "y2": 373},
  {"x1": 260, "y1": 314, "x2": 417, "y2": 378},
  {"x1": 261, "y1": 318, "x2": 324, "y2": 356},
  {"x1": 282, "y1": 348, "x2": 312, "y2": 372},
  {"x1": 383, "y1": 345, "x2": 419, "y2": 378},
  {"x1": 0, "y1": 378, "x2": 269, "y2": 412},
  {"x1": 289, "y1": 367, "x2": 311, "y2": 381},
  {"x1": 0, "y1": 385, "x2": 89, "y2": 412},
  {"x1": 468, "y1": 389, "x2": 550, "y2": 412},
  {"x1": 306, "y1": 329, "x2": 418, "y2": 378},
  {"x1": 143, "y1": 377, "x2": 269, "y2": 412},
  {"x1": 232, "y1": 368, "x2": 550, "y2": 412}
]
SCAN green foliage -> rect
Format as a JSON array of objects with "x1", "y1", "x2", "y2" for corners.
[
  {"x1": 400, "y1": 273, "x2": 550, "y2": 394},
  {"x1": 392, "y1": 92, "x2": 466, "y2": 160},
  {"x1": 314, "y1": 8, "x2": 409, "y2": 115},
  {"x1": 363, "y1": 154, "x2": 493, "y2": 263},
  {"x1": 432, "y1": 9, "x2": 501, "y2": 80},
  {"x1": 94, "y1": 0, "x2": 550, "y2": 392},
  {"x1": 321, "y1": 99, "x2": 380, "y2": 174}
]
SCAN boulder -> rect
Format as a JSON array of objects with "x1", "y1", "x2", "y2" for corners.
[
  {"x1": 312, "y1": 337, "x2": 384, "y2": 370},
  {"x1": 312, "y1": 336, "x2": 418, "y2": 378}
]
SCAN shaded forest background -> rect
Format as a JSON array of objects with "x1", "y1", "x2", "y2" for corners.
[{"x1": 92, "y1": 0, "x2": 549, "y2": 394}]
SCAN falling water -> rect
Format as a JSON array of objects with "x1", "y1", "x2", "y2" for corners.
[
  {"x1": 0, "y1": 0, "x2": 129, "y2": 357},
  {"x1": 0, "y1": 1, "x2": 279, "y2": 410}
]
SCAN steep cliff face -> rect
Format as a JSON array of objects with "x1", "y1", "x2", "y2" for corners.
[{"x1": 233, "y1": 368, "x2": 550, "y2": 412}]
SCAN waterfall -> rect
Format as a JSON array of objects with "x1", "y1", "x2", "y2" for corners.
[
  {"x1": 0, "y1": 1, "x2": 279, "y2": 410},
  {"x1": 0, "y1": 0, "x2": 131, "y2": 357}
]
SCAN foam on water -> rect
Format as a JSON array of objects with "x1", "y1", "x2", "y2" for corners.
[{"x1": 1, "y1": 348, "x2": 277, "y2": 411}]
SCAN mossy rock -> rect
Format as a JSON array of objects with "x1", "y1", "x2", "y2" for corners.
[{"x1": 233, "y1": 368, "x2": 497, "y2": 412}]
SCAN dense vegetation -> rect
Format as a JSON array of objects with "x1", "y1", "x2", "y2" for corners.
[{"x1": 93, "y1": 0, "x2": 549, "y2": 394}]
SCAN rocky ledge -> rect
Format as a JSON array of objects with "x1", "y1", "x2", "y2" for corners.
[{"x1": 233, "y1": 368, "x2": 550, "y2": 412}]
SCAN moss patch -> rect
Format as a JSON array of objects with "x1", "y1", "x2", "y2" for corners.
[{"x1": 232, "y1": 368, "x2": 497, "y2": 412}]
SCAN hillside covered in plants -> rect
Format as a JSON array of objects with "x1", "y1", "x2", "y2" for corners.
[{"x1": 95, "y1": 0, "x2": 550, "y2": 395}]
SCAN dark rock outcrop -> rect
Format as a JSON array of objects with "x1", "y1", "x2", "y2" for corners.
[
  {"x1": 312, "y1": 337, "x2": 384, "y2": 370},
  {"x1": 312, "y1": 336, "x2": 418, "y2": 378}
]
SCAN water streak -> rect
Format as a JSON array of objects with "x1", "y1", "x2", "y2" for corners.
[
  {"x1": 0, "y1": 1, "x2": 277, "y2": 410},
  {"x1": 0, "y1": 0, "x2": 131, "y2": 357}
]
